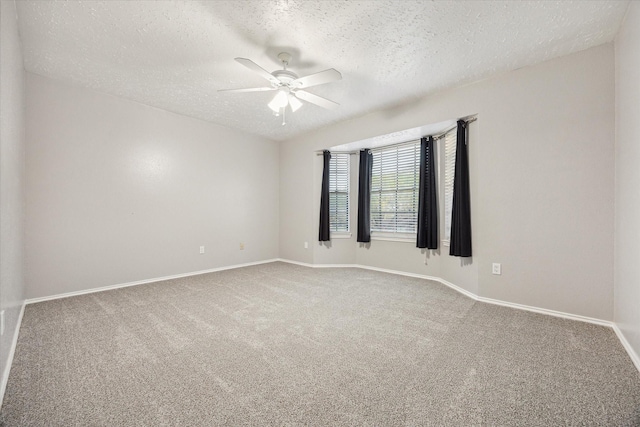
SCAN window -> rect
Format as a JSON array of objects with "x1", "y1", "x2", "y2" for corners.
[
  {"x1": 443, "y1": 129, "x2": 457, "y2": 243},
  {"x1": 329, "y1": 153, "x2": 350, "y2": 232},
  {"x1": 370, "y1": 141, "x2": 420, "y2": 235}
]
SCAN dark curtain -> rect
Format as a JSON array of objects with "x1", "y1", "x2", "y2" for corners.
[
  {"x1": 357, "y1": 149, "x2": 373, "y2": 243},
  {"x1": 417, "y1": 136, "x2": 438, "y2": 249},
  {"x1": 318, "y1": 150, "x2": 331, "y2": 242},
  {"x1": 450, "y1": 120, "x2": 472, "y2": 257}
]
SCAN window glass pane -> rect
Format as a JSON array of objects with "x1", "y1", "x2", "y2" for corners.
[
  {"x1": 444, "y1": 130, "x2": 457, "y2": 242},
  {"x1": 370, "y1": 141, "x2": 419, "y2": 234},
  {"x1": 329, "y1": 153, "x2": 350, "y2": 233}
]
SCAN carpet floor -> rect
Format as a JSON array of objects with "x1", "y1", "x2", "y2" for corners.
[{"x1": 1, "y1": 262, "x2": 639, "y2": 426}]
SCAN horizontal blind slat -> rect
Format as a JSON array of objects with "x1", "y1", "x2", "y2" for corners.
[
  {"x1": 444, "y1": 130, "x2": 456, "y2": 241},
  {"x1": 370, "y1": 142, "x2": 419, "y2": 234},
  {"x1": 329, "y1": 153, "x2": 350, "y2": 233}
]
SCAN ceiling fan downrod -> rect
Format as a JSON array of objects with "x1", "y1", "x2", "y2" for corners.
[{"x1": 278, "y1": 52, "x2": 291, "y2": 70}]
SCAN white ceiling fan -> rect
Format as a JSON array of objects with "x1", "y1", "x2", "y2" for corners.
[{"x1": 219, "y1": 52, "x2": 342, "y2": 125}]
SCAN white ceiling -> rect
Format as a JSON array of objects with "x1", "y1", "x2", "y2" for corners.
[{"x1": 15, "y1": 0, "x2": 629, "y2": 142}]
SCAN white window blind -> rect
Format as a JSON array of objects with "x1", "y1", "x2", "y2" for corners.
[
  {"x1": 371, "y1": 141, "x2": 420, "y2": 234},
  {"x1": 329, "y1": 153, "x2": 349, "y2": 232},
  {"x1": 443, "y1": 129, "x2": 457, "y2": 242}
]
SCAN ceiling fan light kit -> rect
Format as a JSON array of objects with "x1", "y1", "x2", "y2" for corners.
[
  {"x1": 268, "y1": 89, "x2": 290, "y2": 113},
  {"x1": 288, "y1": 94, "x2": 303, "y2": 112},
  {"x1": 219, "y1": 52, "x2": 342, "y2": 126}
]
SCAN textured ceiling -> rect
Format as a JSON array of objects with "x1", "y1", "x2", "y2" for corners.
[{"x1": 16, "y1": 0, "x2": 629, "y2": 141}]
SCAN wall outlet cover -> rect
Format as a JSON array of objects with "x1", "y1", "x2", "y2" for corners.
[{"x1": 492, "y1": 263, "x2": 502, "y2": 275}]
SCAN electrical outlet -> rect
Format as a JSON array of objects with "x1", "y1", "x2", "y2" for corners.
[
  {"x1": 304, "y1": 241, "x2": 309, "y2": 249},
  {"x1": 239, "y1": 243, "x2": 245, "y2": 250},
  {"x1": 492, "y1": 263, "x2": 502, "y2": 275},
  {"x1": 1, "y1": 310, "x2": 4, "y2": 336},
  {"x1": 199, "y1": 246, "x2": 205, "y2": 254}
]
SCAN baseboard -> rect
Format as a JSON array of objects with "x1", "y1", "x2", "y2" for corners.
[
  {"x1": 278, "y1": 258, "x2": 612, "y2": 326},
  {"x1": 17, "y1": 257, "x2": 640, "y2": 376},
  {"x1": 475, "y1": 295, "x2": 613, "y2": 327},
  {"x1": 612, "y1": 324, "x2": 640, "y2": 373},
  {"x1": 276, "y1": 258, "x2": 313, "y2": 267},
  {"x1": 26, "y1": 258, "x2": 280, "y2": 305},
  {"x1": 343, "y1": 263, "x2": 610, "y2": 326},
  {"x1": 358, "y1": 265, "x2": 481, "y2": 301},
  {"x1": 0, "y1": 300, "x2": 25, "y2": 408},
  {"x1": 277, "y1": 258, "x2": 640, "y2": 373},
  {"x1": 276, "y1": 258, "x2": 357, "y2": 269}
]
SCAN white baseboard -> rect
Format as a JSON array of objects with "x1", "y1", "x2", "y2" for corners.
[
  {"x1": 278, "y1": 259, "x2": 611, "y2": 326},
  {"x1": 276, "y1": 258, "x2": 357, "y2": 269},
  {"x1": 612, "y1": 324, "x2": 640, "y2": 373},
  {"x1": 277, "y1": 258, "x2": 640, "y2": 373},
  {"x1": 276, "y1": 258, "x2": 313, "y2": 268},
  {"x1": 15, "y1": 257, "x2": 640, "y2": 377},
  {"x1": 26, "y1": 259, "x2": 280, "y2": 305},
  {"x1": 0, "y1": 300, "x2": 25, "y2": 408},
  {"x1": 278, "y1": 258, "x2": 610, "y2": 323},
  {"x1": 356, "y1": 264, "x2": 480, "y2": 301},
  {"x1": 475, "y1": 295, "x2": 613, "y2": 327}
]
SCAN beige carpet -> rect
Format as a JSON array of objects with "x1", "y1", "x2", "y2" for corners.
[{"x1": 1, "y1": 262, "x2": 639, "y2": 426}]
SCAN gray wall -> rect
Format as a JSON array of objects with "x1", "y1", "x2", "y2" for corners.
[
  {"x1": 279, "y1": 44, "x2": 615, "y2": 320},
  {"x1": 614, "y1": 2, "x2": 640, "y2": 361},
  {"x1": 0, "y1": 0, "x2": 26, "y2": 401},
  {"x1": 25, "y1": 74, "x2": 280, "y2": 299}
]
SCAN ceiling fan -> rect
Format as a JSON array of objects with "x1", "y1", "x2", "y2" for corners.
[{"x1": 219, "y1": 52, "x2": 342, "y2": 125}]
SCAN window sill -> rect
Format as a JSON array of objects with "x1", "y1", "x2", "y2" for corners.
[{"x1": 331, "y1": 233, "x2": 352, "y2": 239}]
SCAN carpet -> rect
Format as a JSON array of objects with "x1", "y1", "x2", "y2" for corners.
[{"x1": 1, "y1": 262, "x2": 639, "y2": 426}]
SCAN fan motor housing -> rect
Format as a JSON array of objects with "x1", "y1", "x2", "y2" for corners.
[{"x1": 272, "y1": 69, "x2": 298, "y2": 85}]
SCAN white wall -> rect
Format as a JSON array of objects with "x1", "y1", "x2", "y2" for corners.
[
  {"x1": 279, "y1": 139, "x2": 314, "y2": 263},
  {"x1": 474, "y1": 46, "x2": 614, "y2": 319},
  {"x1": 0, "y1": 0, "x2": 26, "y2": 403},
  {"x1": 280, "y1": 44, "x2": 615, "y2": 320},
  {"x1": 614, "y1": 2, "x2": 640, "y2": 361},
  {"x1": 25, "y1": 73, "x2": 280, "y2": 299}
]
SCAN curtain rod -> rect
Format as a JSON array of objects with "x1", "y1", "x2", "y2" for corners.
[
  {"x1": 433, "y1": 116, "x2": 477, "y2": 141},
  {"x1": 315, "y1": 115, "x2": 477, "y2": 155}
]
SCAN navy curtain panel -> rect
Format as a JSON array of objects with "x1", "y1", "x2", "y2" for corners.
[
  {"x1": 357, "y1": 149, "x2": 373, "y2": 243},
  {"x1": 318, "y1": 150, "x2": 331, "y2": 241},
  {"x1": 450, "y1": 120, "x2": 472, "y2": 257},
  {"x1": 417, "y1": 136, "x2": 438, "y2": 249}
]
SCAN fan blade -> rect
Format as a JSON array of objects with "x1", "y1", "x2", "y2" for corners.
[
  {"x1": 295, "y1": 90, "x2": 340, "y2": 110},
  {"x1": 235, "y1": 58, "x2": 280, "y2": 85},
  {"x1": 291, "y1": 68, "x2": 342, "y2": 89},
  {"x1": 218, "y1": 87, "x2": 276, "y2": 93}
]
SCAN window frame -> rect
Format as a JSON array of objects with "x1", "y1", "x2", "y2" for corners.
[
  {"x1": 369, "y1": 140, "x2": 420, "y2": 240},
  {"x1": 328, "y1": 152, "x2": 350, "y2": 235},
  {"x1": 442, "y1": 128, "x2": 457, "y2": 246}
]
